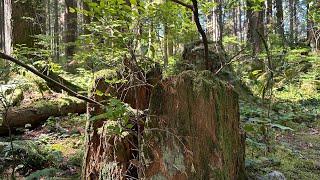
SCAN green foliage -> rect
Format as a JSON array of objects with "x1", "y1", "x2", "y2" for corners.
[
  {"x1": 90, "y1": 98, "x2": 135, "y2": 136},
  {"x1": 68, "y1": 149, "x2": 84, "y2": 167},
  {"x1": 25, "y1": 168, "x2": 58, "y2": 180},
  {"x1": 0, "y1": 141, "x2": 47, "y2": 175}
]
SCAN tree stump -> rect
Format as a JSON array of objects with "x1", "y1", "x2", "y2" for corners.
[
  {"x1": 82, "y1": 69, "x2": 246, "y2": 179},
  {"x1": 82, "y1": 69, "x2": 153, "y2": 179},
  {"x1": 142, "y1": 70, "x2": 246, "y2": 179}
]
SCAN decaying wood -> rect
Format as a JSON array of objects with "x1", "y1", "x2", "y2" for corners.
[
  {"x1": 83, "y1": 69, "x2": 246, "y2": 179},
  {"x1": 82, "y1": 64, "x2": 159, "y2": 179},
  {"x1": 143, "y1": 70, "x2": 246, "y2": 179},
  {"x1": 0, "y1": 97, "x2": 86, "y2": 135}
]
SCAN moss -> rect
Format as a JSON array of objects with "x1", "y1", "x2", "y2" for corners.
[
  {"x1": 32, "y1": 96, "x2": 81, "y2": 110},
  {"x1": 100, "y1": 162, "x2": 118, "y2": 179},
  {"x1": 150, "y1": 173, "x2": 167, "y2": 180},
  {"x1": 162, "y1": 145, "x2": 186, "y2": 176},
  {"x1": 94, "y1": 69, "x2": 118, "y2": 80}
]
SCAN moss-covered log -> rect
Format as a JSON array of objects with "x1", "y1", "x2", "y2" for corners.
[
  {"x1": 143, "y1": 70, "x2": 246, "y2": 179},
  {"x1": 0, "y1": 96, "x2": 86, "y2": 135}
]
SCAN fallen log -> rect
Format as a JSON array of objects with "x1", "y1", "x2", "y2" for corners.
[{"x1": 0, "y1": 95, "x2": 86, "y2": 135}]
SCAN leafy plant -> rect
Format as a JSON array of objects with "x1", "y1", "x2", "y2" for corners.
[{"x1": 90, "y1": 98, "x2": 135, "y2": 136}]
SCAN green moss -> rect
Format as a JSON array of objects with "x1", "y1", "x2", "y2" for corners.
[
  {"x1": 162, "y1": 145, "x2": 186, "y2": 176},
  {"x1": 150, "y1": 173, "x2": 167, "y2": 180},
  {"x1": 94, "y1": 69, "x2": 118, "y2": 80}
]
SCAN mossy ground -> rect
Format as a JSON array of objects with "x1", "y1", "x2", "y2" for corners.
[
  {"x1": 0, "y1": 113, "x2": 86, "y2": 179},
  {"x1": 0, "y1": 72, "x2": 87, "y2": 179},
  {"x1": 244, "y1": 52, "x2": 320, "y2": 179}
]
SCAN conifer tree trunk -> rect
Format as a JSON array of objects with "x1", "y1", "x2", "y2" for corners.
[
  {"x1": 289, "y1": 0, "x2": 294, "y2": 45},
  {"x1": 275, "y1": 0, "x2": 285, "y2": 45},
  {"x1": 12, "y1": 0, "x2": 44, "y2": 49},
  {"x1": 293, "y1": 0, "x2": 298, "y2": 43},
  {"x1": 3, "y1": 0, "x2": 12, "y2": 55},
  {"x1": 64, "y1": 0, "x2": 77, "y2": 59},
  {"x1": 207, "y1": 0, "x2": 221, "y2": 43},
  {"x1": 0, "y1": 1, "x2": 4, "y2": 52},
  {"x1": 247, "y1": 0, "x2": 264, "y2": 54},
  {"x1": 54, "y1": 0, "x2": 60, "y2": 61}
]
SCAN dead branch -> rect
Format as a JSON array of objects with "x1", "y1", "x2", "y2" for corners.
[{"x1": 0, "y1": 52, "x2": 103, "y2": 106}]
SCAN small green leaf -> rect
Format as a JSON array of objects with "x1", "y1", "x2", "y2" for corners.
[
  {"x1": 69, "y1": 7, "x2": 76, "y2": 13},
  {"x1": 270, "y1": 123, "x2": 294, "y2": 131},
  {"x1": 126, "y1": 124, "x2": 134, "y2": 129}
]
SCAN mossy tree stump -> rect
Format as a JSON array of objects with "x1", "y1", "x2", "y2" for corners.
[
  {"x1": 142, "y1": 70, "x2": 246, "y2": 179},
  {"x1": 82, "y1": 69, "x2": 154, "y2": 179},
  {"x1": 82, "y1": 68, "x2": 245, "y2": 179}
]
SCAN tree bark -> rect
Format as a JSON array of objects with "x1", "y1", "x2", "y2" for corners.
[
  {"x1": 82, "y1": 70, "x2": 246, "y2": 179},
  {"x1": 306, "y1": 1, "x2": 311, "y2": 45},
  {"x1": 247, "y1": 0, "x2": 265, "y2": 54},
  {"x1": 0, "y1": 0, "x2": 4, "y2": 52},
  {"x1": 12, "y1": 0, "x2": 43, "y2": 49},
  {"x1": 143, "y1": 71, "x2": 246, "y2": 179},
  {"x1": 289, "y1": 0, "x2": 294, "y2": 45},
  {"x1": 82, "y1": 69, "x2": 154, "y2": 179},
  {"x1": 293, "y1": 0, "x2": 298, "y2": 43},
  {"x1": 275, "y1": 0, "x2": 285, "y2": 45},
  {"x1": 54, "y1": 0, "x2": 60, "y2": 61},
  {"x1": 64, "y1": 0, "x2": 77, "y2": 59},
  {"x1": 3, "y1": 0, "x2": 12, "y2": 55},
  {"x1": 163, "y1": 24, "x2": 169, "y2": 67},
  {"x1": 266, "y1": 0, "x2": 272, "y2": 25}
]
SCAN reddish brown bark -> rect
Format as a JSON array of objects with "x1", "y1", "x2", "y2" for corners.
[{"x1": 143, "y1": 71, "x2": 246, "y2": 179}]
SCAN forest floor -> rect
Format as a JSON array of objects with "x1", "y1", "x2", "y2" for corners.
[
  {"x1": 245, "y1": 51, "x2": 320, "y2": 179},
  {"x1": 0, "y1": 52, "x2": 319, "y2": 179}
]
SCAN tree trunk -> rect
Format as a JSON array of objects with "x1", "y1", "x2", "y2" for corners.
[
  {"x1": 275, "y1": 0, "x2": 285, "y2": 45},
  {"x1": 54, "y1": 0, "x2": 60, "y2": 61},
  {"x1": 247, "y1": 0, "x2": 265, "y2": 54},
  {"x1": 82, "y1": 70, "x2": 246, "y2": 179},
  {"x1": 238, "y1": 0, "x2": 243, "y2": 42},
  {"x1": 64, "y1": 0, "x2": 77, "y2": 59},
  {"x1": 306, "y1": 2, "x2": 311, "y2": 45},
  {"x1": 0, "y1": 0, "x2": 4, "y2": 52},
  {"x1": 82, "y1": 66, "x2": 157, "y2": 179},
  {"x1": 12, "y1": 0, "x2": 44, "y2": 49},
  {"x1": 207, "y1": 0, "x2": 218, "y2": 42},
  {"x1": 3, "y1": 0, "x2": 12, "y2": 55},
  {"x1": 266, "y1": 0, "x2": 272, "y2": 26},
  {"x1": 163, "y1": 24, "x2": 169, "y2": 67},
  {"x1": 293, "y1": 0, "x2": 298, "y2": 43},
  {"x1": 289, "y1": 0, "x2": 294, "y2": 45}
]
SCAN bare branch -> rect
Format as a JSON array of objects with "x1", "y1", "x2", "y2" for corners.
[
  {"x1": 0, "y1": 52, "x2": 104, "y2": 106},
  {"x1": 169, "y1": 0, "x2": 193, "y2": 10}
]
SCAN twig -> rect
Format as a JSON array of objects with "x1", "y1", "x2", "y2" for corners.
[{"x1": 214, "y1": 45, "x2": 248, "y2": 75}]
